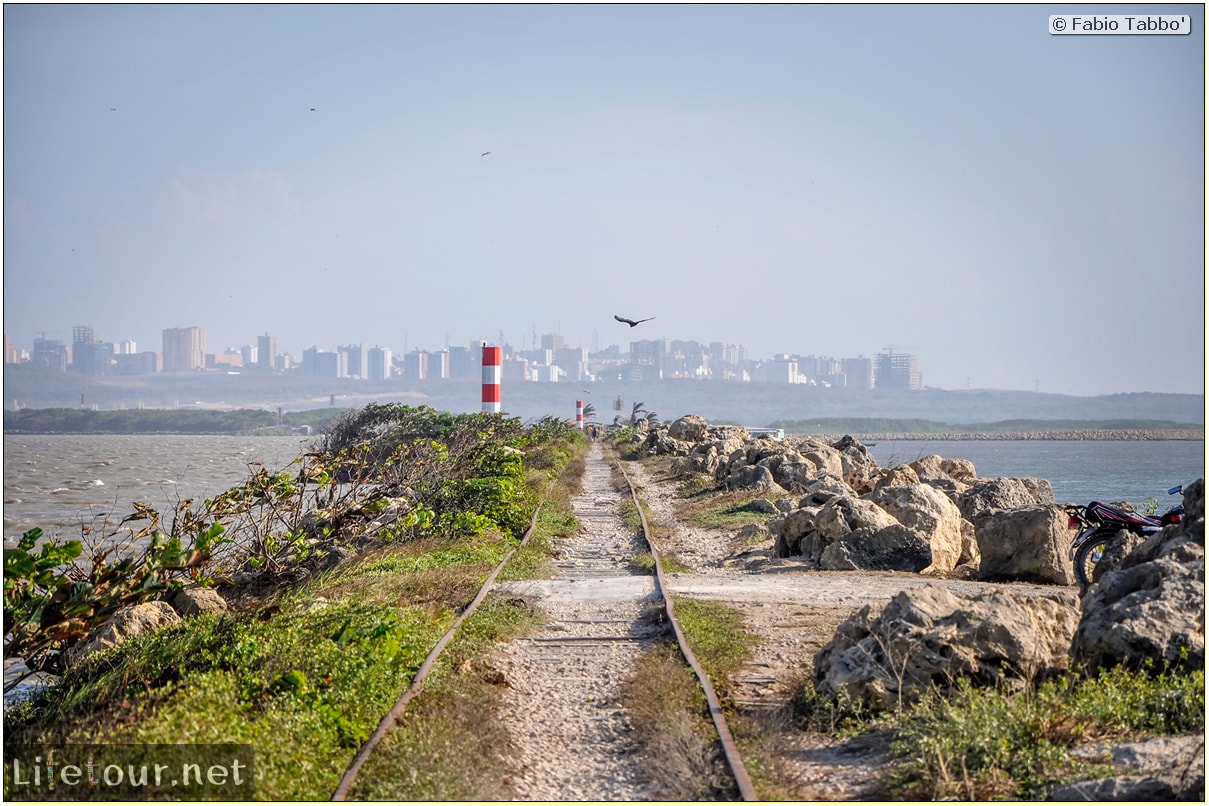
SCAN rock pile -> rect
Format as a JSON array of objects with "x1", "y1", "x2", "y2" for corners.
[
  {"x1": 637, "y1": 415, "x2": 1072, "y2": 581},
  {"x1": 634, "y1": 415, "x2": 1204, "y2": 798},
  {"x1": 633, "y1": 414, "x2": 1205, "y2": 679}
]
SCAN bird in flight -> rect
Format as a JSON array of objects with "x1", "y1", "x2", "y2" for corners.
[
  {"x1": 481, "y1": 151, "x2": 492, "y2": 157},
  {"x1": 614, "y1": 315, "x2": 655, "y2": 328}
]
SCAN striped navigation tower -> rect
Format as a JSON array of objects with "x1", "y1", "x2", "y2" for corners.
[
  {"x1": 575, "y1": 400, "x2": 584, "y2": 429},
  {"x1": 481, "y1": 343, "x2": 502, "y2": 414}
]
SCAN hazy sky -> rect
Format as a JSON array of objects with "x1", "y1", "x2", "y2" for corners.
[{"x1": 4, "y1": 3, "x2": 1204, "y2": 396}]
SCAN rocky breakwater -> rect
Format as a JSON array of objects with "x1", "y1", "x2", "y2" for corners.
[
  {"x1": 633, "y1": 415, "x2": 1205, "y2": 799},
  {"x1": 818, "y1": 429, "x2": 1204, "y2": 441}
]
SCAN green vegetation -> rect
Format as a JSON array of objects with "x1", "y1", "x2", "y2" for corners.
[
  {"x1": 886, "y1": 663, "x2": 1206, "y2": 800},
  {"x1": 618, "y1": 642, "x2": 733, "y2": 800},
  {"x1": 677, "y1": 490, "x2": 774, "y2": 532},
  {"x1": 671, "y1": 596, "x2": 760, "y2": 691},
  {"x1": 4, "y1": 403, "x2": 587, "y2": 800},
  {"x1": 345, "y1": 596, "x2": 542, "y2": 801},
  {"x1": 4, "y1": 405, "x2": 563, "y2": 681},
  {"x1": 6, "y1": 595, "x2": 450, "y2": 799},
  {"x1": 786, "y1": 661, "x2": 1207, "y2": 801}
]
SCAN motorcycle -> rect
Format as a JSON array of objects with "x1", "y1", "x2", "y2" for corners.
[{"x1": 1066, "y1": 485, "x2": 1184, "y2": 591}]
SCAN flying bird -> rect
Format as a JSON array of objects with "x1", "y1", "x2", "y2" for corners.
[
  {"x1": 481, "y1": 151, "x2": 492, "y2": 157},
  {"x1": 614, "y1": 315, "x2": 655, "y2": 328}
]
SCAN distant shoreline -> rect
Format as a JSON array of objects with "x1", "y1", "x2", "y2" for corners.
[{"x1": 805, "y1": 429, "x2": 1205, "y2": 442}]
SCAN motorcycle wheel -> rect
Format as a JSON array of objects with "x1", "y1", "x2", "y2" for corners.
[{"x1": 1074, "y1": 534, "x2": 1110, "y2": 590}]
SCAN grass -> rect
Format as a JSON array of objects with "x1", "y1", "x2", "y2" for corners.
[
  {"x1": 676, "y1": 488, "x2": 778, "y2": 532},
  {"x1": 346, "y1": 595, "x2": 544, "y2": 800},
  {"x1": 6, "y1": 567, "x2": 533, "y2": 800},
  {"x1": 618, "y1": 642, "x2": 735, "y2": 800},
  {"x1": 671, "y1": 596, "x2": 760, "y2": 690},
  {"x1": 635, "y1": 595, "x2": 809, "y2": 800},
  {"x1": 4, "y1": 594, "x2": 454, "y2": 800},
  {"x1": 800, "y1": 661, "x2": 1207, "y2": 801}
]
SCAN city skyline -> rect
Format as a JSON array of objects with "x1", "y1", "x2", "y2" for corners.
[
  {"x1": 8, "y1": 319, "x2": 925, "y2": 390},
  {"x1": 4, "y1": 5, "x2": 1203, "y2": 396}
]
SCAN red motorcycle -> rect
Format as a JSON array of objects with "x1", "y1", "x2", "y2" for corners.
[{"x1": 1066, "y1": 485, "x2": 1184, "y2": 591}]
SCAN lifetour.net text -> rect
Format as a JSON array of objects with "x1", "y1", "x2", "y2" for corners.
[{"x1": 4, "y1": 744, "x2": 254, "y2": 800}]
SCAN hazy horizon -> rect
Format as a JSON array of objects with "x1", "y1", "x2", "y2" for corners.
[{"x1": 4, "y1": 4, "x2": 1205, "y2": 396}]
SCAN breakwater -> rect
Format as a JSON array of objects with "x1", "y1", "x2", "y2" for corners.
[{"x1": 810, "y1": 429, "x2": 1204, "y2": 442}]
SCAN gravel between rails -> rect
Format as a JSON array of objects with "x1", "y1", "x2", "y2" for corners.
[{"x1": 490, "y1": 443, "x2": 664, "y2": 801}]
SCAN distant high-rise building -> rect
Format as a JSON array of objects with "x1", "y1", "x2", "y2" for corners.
[
  {"x1": 367, "y1": 346, "x2": 392, "y2": 380},
  {"x1": 875, "y1": 351, "x2": 922, "y2": 390},
  {"x1": 302, "y1": 347, "x2": 345, "y2": 378},
  {"x1": 71, "y1": 325, "x2": 110, "y2": 375},
  {"x1": 340, "y1": 344, "x2": 367, "y2": 379},
  {"x1": 31, "y1": 337, "x2": 68, "y2": 372},
  {"x1": 553, "y1": 346, "x2": 589, "y2": 381},
  {"x1": 207, "y1": 350, "x2": 243, "y2": 370},
  {"x1": 765, "y1": 355, "x2": 801, "y2": 384},
  {"x1": 114, "y1": 352, "x2": 161, "y2": 375},
  {"x1": 404, "y1": 350, "x2": 428, "y2": 380},
  {"x1": 162, "y1": 326, "x2": 206, "y2": 372},
  {"x1": 841, "y1": 356, "x2": 874, "y2": 390},
  {"x1": 448, "y1": 345, "x2": 476, "y2": 379},
  {"x1": 240, "y1": 344, "x2": 257, "y2": 366},
  {"x1": 431, "y1": 350, "x2": 450, "y2": 380},
  {"x1": 628, "y1": 339, "x2": 665, "y2": 381},
  {"x1": 257, "y1": 333, "x2": 277, "y2": 371}
]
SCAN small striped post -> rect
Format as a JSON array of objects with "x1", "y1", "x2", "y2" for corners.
[
  {"x1": 481, "y1": 344, "x2": 501, "y2": 413},
  {"x1": 575, "y1": 400, "x2": 584, "y2": 429}
]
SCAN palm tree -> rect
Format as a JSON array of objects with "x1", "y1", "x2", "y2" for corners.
[
  {"x1": 629, "y1": 402, "x2": 647, "y2": 427},
  {"x1": 582, "y1": 402, "x2": 596, "y2": 420}
]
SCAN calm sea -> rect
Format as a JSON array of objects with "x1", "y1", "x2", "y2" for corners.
[{"x1": 866, "y1": 439, "x2": 1205, "y2": 506}]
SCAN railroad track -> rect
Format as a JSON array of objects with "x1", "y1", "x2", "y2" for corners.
[{"x1": 332, "y1": 442, "x2": 756, "y2": 801}]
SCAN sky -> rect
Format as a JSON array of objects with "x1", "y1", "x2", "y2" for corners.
[{"x1": 3, "y1": 3, "x2": 1205, "y2": 396}]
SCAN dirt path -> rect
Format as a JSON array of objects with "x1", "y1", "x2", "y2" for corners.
[{"x1": 490, "y1": 443, "x2": 662, "y2": 801}]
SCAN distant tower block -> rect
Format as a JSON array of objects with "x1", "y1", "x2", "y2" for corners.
[
  {"x1": 481, "y1": 344, "x2": 502, "y2": 413},
  {"x1": 576, "y1": 400, "x2": 584, "y2": 429}
]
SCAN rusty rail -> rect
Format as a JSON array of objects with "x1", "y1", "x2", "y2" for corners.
[{"x1": 616, "y1": 461, "x2": 759, "y2": 802}]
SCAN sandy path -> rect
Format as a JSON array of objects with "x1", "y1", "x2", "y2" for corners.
[{"x1": 490, "y1": 443, "x2": 662, "y2": 801}]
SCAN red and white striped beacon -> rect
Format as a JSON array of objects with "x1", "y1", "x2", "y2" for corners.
[
  {"x1": 575, "y1": 400, "x2": 584, "y2": 429},
  {"x1": 481, "y1": 343, "x2": 502, "y2": 414}
]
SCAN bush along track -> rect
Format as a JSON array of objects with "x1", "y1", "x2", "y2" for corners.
[{"x1": 3, "y1": 404, "x2": 587, "y2": 801}]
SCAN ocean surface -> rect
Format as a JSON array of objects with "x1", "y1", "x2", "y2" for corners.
[
  {"x1": 4, "y1": 435, "x2": 1204, "y2": 545},
  {"x1": 3, "y1": 434, "x2": 314, "y2": 544},
  {"x1": 865, "y1": 439, "x2": 1205, "y2": 507}
]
